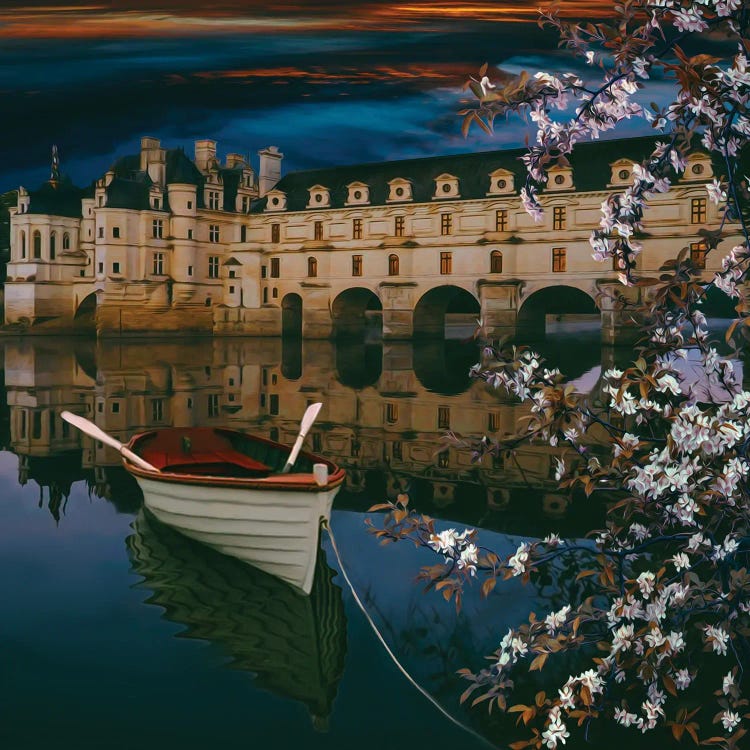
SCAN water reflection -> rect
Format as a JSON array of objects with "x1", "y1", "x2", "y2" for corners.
[
  {"x1": 0, "y1": 329, "x2": 629, "y2": 536},
  {"x1": 127, "y1": 509, "x2": 347, "y2": 730}
]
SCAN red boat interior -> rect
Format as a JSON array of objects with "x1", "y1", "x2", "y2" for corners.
[{"x1": 136, "y1": 428, "x2": 276, "y2": 477}]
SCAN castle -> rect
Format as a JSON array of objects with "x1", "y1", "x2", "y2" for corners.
[{"x1": 4, "y1": 135, "x2": 732, "y2": 342}]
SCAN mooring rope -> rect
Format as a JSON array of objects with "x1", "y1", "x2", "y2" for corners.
[{"x1": 321, "y1": 518, "x2": 496, "y2": 749}]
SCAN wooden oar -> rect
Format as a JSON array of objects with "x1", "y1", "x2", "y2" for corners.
[
  {"x1": 281, "y1": 402, "x2": 323, "y2": 474},
  {"x1": 60, "y1": 411, "x2": 159, "y2": 472}
]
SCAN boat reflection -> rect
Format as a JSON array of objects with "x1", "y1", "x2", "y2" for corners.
[{"x1": 127, "y1": 509, "x2": 347, "y2": 730}]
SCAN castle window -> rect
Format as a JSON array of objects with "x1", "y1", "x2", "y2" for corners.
[
  {"x1": 97, "y1": 227, "x2": 104, "y2": 239},
  {"x1": 388, "y1": 254, "x2": 399, "y2": 276},
  {"x1": 392, "y1": 441, "x2": 403, "y2": 460},
  {"x1": 208, "y1": 394, "x2": 219, "y2": 418},
  {"x1": 151, "y1": 399, "x2": 164, "y2": 423},
  {"x1": 98, "y1": 262, "x2": 103, "y2": 274},
  {"x1": 153, "y1": 197, "x2": 161, "y2": 210},
  {"x1": 691, "y1": 197, "x2": 707, "y2": 224},
  {"x1": 552, "y1": 247, "x2": 567, "y2": 273},
  {"x1": 553, "y1": 206, "x2": 566, "y2": 230},
  {"x1": 152, "y1": 252, "x2": 164, "y2": 275},
  {"x1": 690, "y1": 241, "x2": 707, "y2": 269},
  {"x1": 440, "y1": 251, "x2": 452, "y2": 275},
  {"x1": 229, "y1": 269, "x2": 236, "y2": 279},
  {"x1": 152, "y1": 219, "x2": 163, "y2": 239},
  {"x1": 272, "y1": 287, "x2": 278, "y2": 299},
  {"x1": 241, "y1": 196, "x2": 250, "y2": 213},
  {"x1": 187, "y1": 200, "x2": 193, "y2": 210},
  {"x1": 208, "y1": 190, "x2": 220, "y2": 210},
  {"x1": 386, "y1": 403, "x2": 399, "y2": 424},
  {"x1": 112, "y1": 262, "x2": 120, "y2": 274},
  {"x1": 441, "y1": 213, "x2": 452, "y2": 236},
  {"x1": 63, "y1": 232, "x2": 70, "y2": 250},
  {"x1": 187, "y1": 265, "x2": 193, "y2": 276},
  {"x1": 263, "y1": 287, "x2": 268, "y2": 303},
  {"x1": 19, "y1": 230, "x2": 26, "y2": 258},
  {"x1": 314, "y1": 221, "x2": 323, "y2": 241},
  {"x1": 308, "y1": 257, "x2": 318, "y2": 277},
  {"x1": 491, "y1": 250, "x2": 503, "y2": 273},
  {"x1": 261, "y1": 265, "x2": 267, "y2": 279},
  {"x1": 438, "y1": 451, "x2": 449, "y2": 468},
  {"x1": 112, "y1": 227, "x2": 120, "y2": 239},
  {"x1": 229, "y1": 285, "x2": 235, "y2": 294},
  {"x1": 488, "y1": 412, "x2": 501, "y2": 432},
  {"x1": 271, "y1": 223, "x2": 280, "y2": 243},
  {"x1": 352, "y1": 254, "x2": 363, "y2": 277},
  {"x1": 353, "y1": 218, "x2": 362, "y2": 240},
  {"x1": 270, "y1": 258, "x2": 280, "y2": 278},
  {"x1": 394, "y1": 216, "x2": 405, "y2": 237},
  {"x1": 438, "y1": 407, "x2": 451, "y2": 429},
  {"x1": 240, "y1": 225, "x2": 247, "y2": 242},
  {"x1": 496, "y1": 209, "x2": 508, "y2": 232},
  {"x1": 208, "y1": 256, "x2": 219, "y2": 278},
  {"x1": 50, "y1": 232, "x2": 56, "y2": 260},
  {"x1": 209, "y1": 224, "x2": 220, "y2": 243},
  {"x1": 32, "y1": 230, "x2": 42, "y2": 258},
  {"x1": 270, "y1": 394, "x2": 280, "y2": 416},
  {"x1": 98, "y1": 195, "x2": 103, "y2": 207}
]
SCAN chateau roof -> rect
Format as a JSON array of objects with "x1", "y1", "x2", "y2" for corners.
[
  {"x1": 27, "y1": 177, "x2": 86, "y2": 218},
  {"x1": 251, "y1": 135, "x2": 684, "y2": 213}
]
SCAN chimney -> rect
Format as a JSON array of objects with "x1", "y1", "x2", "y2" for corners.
[
  {"x1": 195, "y1": 139, "x2": 217, "y2": 173},
  {"x1": 226, "y1": 153, "x2": 245, "y2": 168},
  {"x1": 258, "y1": 146, "x2": 283, "y2": 197},
  {"x1": 140, "y1": 136, "x2": 165, "y2": 185}
]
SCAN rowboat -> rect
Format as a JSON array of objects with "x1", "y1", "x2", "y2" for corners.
[{"x1": 122, "y1": 425, "x2": 345, "y2": 594}]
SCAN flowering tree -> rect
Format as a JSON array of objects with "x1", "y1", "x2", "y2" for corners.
[{"x1": 370, "y1": 1, "x2": 750, "y2": 747}]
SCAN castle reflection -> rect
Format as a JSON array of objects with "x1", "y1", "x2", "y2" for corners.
[{"x1": 1, "y1": 331, "x2": 619, "y2": 534}]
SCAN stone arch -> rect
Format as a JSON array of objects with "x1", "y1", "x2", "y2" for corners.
[
  {"x1": 331, "y1": 287, "x2": 382, "y2": 339},
  {"x1": 281, "y1": 293, "x2": 302, "y2": 338},
  {"x1": 413, "y1": 339, "x2": 476, "y2": 395},
  {"x1": 335, "y1": 341, "x2": 382, "y2": 389},
  {"x1": 413, "y1": 285, "x2": 480, "y2": 338},
  {"x1": 73, "y1": 292, "x2": 97, "y2": 333},
  {"x1": 50, "y1": 231, "x2": 57, "y2": 260},
  {"x1": 518, "y1": 284, "x2": 599, "y2": 339}
]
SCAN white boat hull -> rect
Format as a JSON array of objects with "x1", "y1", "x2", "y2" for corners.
[{"x1": 135, "y1": 475, "x2": 340, "y2": 595}]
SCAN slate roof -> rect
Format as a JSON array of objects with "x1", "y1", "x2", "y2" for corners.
[
  {"x1": 27, "y1": 177, "x2": 86, "y2": 218},
  {"x1": 251, "y1": 135, "x2": 710, "y2": 214}
]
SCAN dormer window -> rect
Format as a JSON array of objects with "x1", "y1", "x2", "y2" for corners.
[
  {"x1": 487, "y1": 168, "x2": 515, "y2": 195},
  {"x1": 682, "y1": 153, "x2": 713, "y2": 182},
  {"x1": 307, "y1": 184, "x2": 330, "y2": 209},
  {"x1": 547, "y1": 165, "x2": 573, "y2": 191},
  {"x1": 265, "y1": 189, "x2": 287, "y2": 212},
  {"x1": 387, "y1": 178, "x2": 412, "y2": 203},
  {"x1": 433, "y1": 173, "x2": 460, "y2": 200},
  {"x1": 608, "y1": 159, "x2": 635, "y2": 187},
  {"x1": 346, "y1": 181, "x2": 369, "y2": 206}
]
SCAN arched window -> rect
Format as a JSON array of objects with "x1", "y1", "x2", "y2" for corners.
[
  {"x1": 62, "y1": 233, "x2": 70, "y2": 250},
  {"x1": 19, "y1": 230, "x2": 26, "y2": 258},
  {"x1": 490, "y1": 250, "x2": 503, "y2": 273},
  {"x1": 307, "y1": 256, "x2": 317, "y2": 277},
  {"x1": 50, "y1": 232, "x2": 57, "y2": 260},
  {"x1": 388, "y1": 254, "x2": 399, "y2": 276},
  {"x1": 33, "y1": 230, "x2": 42, "y2": 259}
]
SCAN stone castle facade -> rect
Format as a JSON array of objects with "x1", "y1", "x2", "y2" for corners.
[{"x1": 4, "y1": 135, "x2": 734, "y2": 342}]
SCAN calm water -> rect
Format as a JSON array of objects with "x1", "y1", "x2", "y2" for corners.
[{"x1": 0, "y1": 325, "x2": 742, "y2": 749}]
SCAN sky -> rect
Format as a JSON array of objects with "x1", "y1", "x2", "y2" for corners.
[{"x1": 0, "y1": 0, "x2": 664, "y2": 191}]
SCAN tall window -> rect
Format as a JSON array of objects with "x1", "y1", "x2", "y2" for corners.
[
  {"x1": 553, "y1": 206, "x2": 566, "y2": 230},
  {"x1": 271, "y1": 223, "x2": 280, "y2": 243},
  {"x1": 691, "y1": 197, "x2": 707, "y2": 224},
  {"x1": 308, "y1": 256, "x2": 318, "y2": 277},
  {"x1": 552, "y1": 247, "x2": 567, "y2": 272},
  {"x1": 440, "y1": 251, "x2": 452, "y2": 275},
  {"x1": 208, "y1": 190, "x2": 220, "y2": 210},
  {"x1": 241, "y1": 195, "x2": 250, "y2": 213},
  {"x1": 690, "y1": 241, "x2": 707, "y2": 269},
  {"x1": 488, "y1": 412, "x2": 501, "y2": 432},
  {"x1": 495, "y1": 209, "x2": 508, "y2": 232},
  {"x1": 50, "y1": 232, "x2": 56, "y2": 260},
  {"x1": 62, "y1": 232, "x2": 70, "y2": 250},
  {"x1": 388, "y1": 254, "x2": 399, "y2": 276},
  {"x1": 438, "y1": 406, "x2": 451, "y2": 429},
  {"x1": 209, "y1": 224, "x2": 220, "y2": 243},
  {"x1": 112, "y1": 227, "x2": 120, "y2": 239},
  {"x1": 314, "y1": 221, "x2": 323, "y2": 241},
  {"x1": 19, "y1": 230, "x2": 25, "y2": 258},
  {"x1": 490, "y1": 250, "x2": 503, "y2": 273},
  {"x1": 208, "y1": 255, "x2": 219, "y2": 278},
  {"x1": 440, "y1": 213, "x2": 452, "y2": 236},
  {"x1": 353, "y1": 218, "x2": 362, "y2": 240},
  {"x1": 152, "y1": 252, "x2": 164, "y2": 275},
  {"x1": 270, "y1": 258, "x2": 280, "y2": 278},
  {"x1": 394, "y1": 215, "x2": 405, "y2": 237},
  {"x1": 208, "y1": 394, "x2": 219, "y2": 418},
  {"x1": 240, "y1": 225, "x2": 247, "y2": 242},
  {"x1": 33, "y1": 230, "x2": 41, "y2": 259},
  {"x1": 352, "y1": 254, "x2": 363, "y2": 277},
  {"x1": 386, "y1": 403, "x2": 399, "y2": 424},
  {"x1": 152, "y1": 219, "x2": 163, "y2": 239},
  {"x1": 151, "y1": 398, "x2": 164, "y2": 423}
]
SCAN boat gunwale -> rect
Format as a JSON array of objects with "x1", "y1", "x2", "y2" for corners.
[{"x1": 124, "y1": 427, "x2": 345, "y2": 492}]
